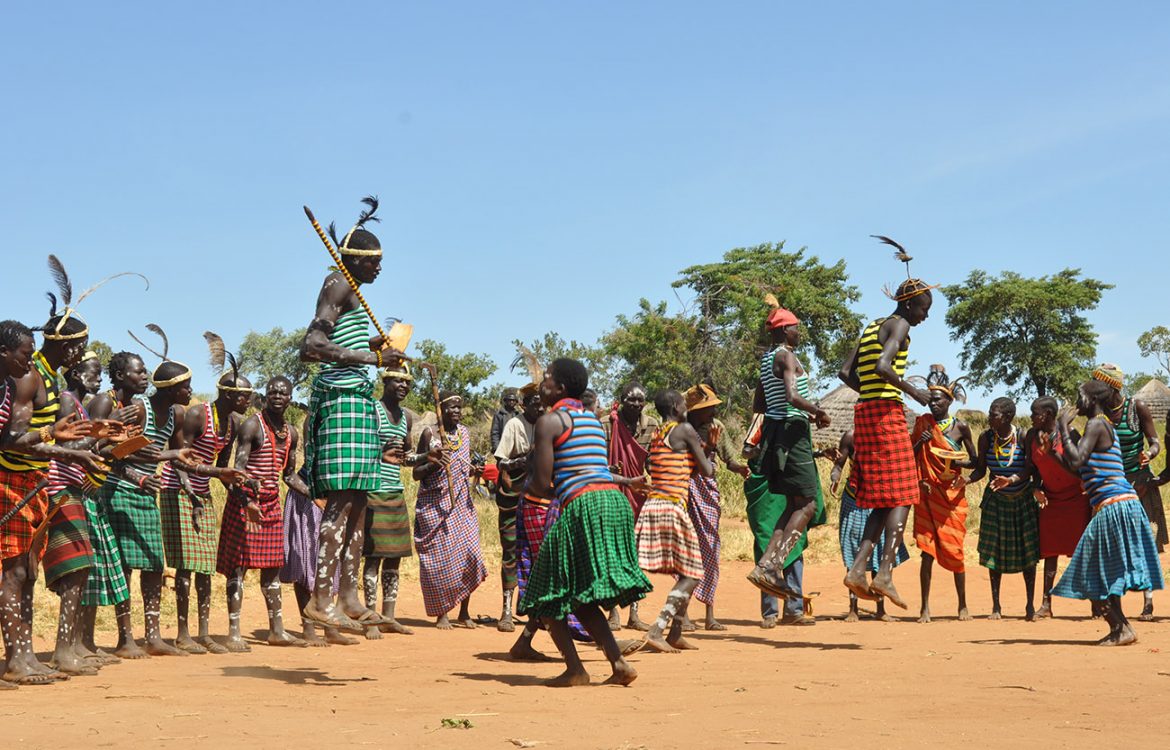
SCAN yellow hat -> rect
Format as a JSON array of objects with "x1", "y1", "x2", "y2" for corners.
[{"x1": 684, "y1": 384, "x2": 722, "y2": 411}]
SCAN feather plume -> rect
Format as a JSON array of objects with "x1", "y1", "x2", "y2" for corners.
[
  {"x1": 203, "y1": 331, "x2": 226, "y2": 372},
  {"x1": 46, "y1": 292, "x2": 58, "y2": 318},
  {"x1": 871, "y1": 234, "x2": 913, "y2": 276},
  {"x1": 47, "y1": 255, "x2": 73, "y2": 306},
  {"x1": 356, "y1": 195, "x2": 380, "y2": 227},
  {"x1": 509, "y1": 344, "x2": 544, "y2": 385},
  {"x1": 74, "y1": 272, "x2": 150, "y2": 308},
  {"x1": 127, "y1": 328, "x2": 166, "y2": 361},
  {"x1": 763, "y1": 292, "x2": 780, "y2": 309},
  {"x1": 225, "y1": 352, "x2": 240, "y2": 384},
  {"x1": 328, "y1": 221, "x2": 342, "y2": 248},
  {"x1": 145, "y1": 323, "x2": 170, "y2": 359}
]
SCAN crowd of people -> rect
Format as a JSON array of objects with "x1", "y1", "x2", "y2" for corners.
[{"x1": 0, "y1": 202, "x2": 1165, "y2": 690}]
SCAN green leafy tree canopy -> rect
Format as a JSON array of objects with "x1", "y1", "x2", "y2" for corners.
[
  {"x1": 238, "y1": 327, "x2": 318, "y2": 398},
  {"x1": 941, "y1": 268, "x2": 1112, "y2": 399},
  {"x1": 406, "y1": 339, "x2": 498, "y2": 419},
  {"x1": 1137, "y1": 325, "x2": 1170, "y2": 376}
]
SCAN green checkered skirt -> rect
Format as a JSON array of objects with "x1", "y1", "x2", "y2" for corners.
[
  {"x1": 101, "y1": 480, "x2": 165, "y2": 572},
  {"x1": 977, "y1": 485, "x2": 1040, "y2": 574},
  {"x1": 304, "y1": 380, "x2": 381, "y2": 496},
  {"x1": 519, "y1": 488, "x2": 652, "y2": 620},
  {"x1": 160, "y1": 488, "x2": 218, "y2": 575},
  {"x1": 81, "y1": 491, "x2": 130, "y2": 606}
]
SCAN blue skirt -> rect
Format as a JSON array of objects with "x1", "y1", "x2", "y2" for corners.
[
  {"x1": 1051, "y1": 499, "x2": 1165, "y2": 601},
  {"x1": 839, "y1": 485, "x2": 909, "y2": 573}
]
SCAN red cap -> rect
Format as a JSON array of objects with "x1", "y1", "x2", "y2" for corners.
[{"x1": 766, "y1": 307, "x2": 799, "y2": 330}]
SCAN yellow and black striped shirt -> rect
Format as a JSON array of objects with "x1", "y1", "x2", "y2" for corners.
[
  {"x1": 0, "y1": 351, "x2": 60, "y2": 472},
  {"x1": 856, "y1": 317, "x2": 909, "y2": 402}
]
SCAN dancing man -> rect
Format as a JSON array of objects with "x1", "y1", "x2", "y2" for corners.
[{"x1": 493, "y1": 382, "x2": 543, "y2": 632}]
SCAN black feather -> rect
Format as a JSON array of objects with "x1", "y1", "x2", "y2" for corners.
[
  {"x1": 127, "y1": 329, "x2": 166, "y2": 361},
  {"x1": 356, "y1": 195, "x2": 381, "y2": 227},
  {"x1": 46, "y1": 292, "x2": 58, "y2": 318},
  {"x1": 47, "y1": 255, "x2": 73, "y2": 307},
  {"x1": 145, "y1": 323, "x2": 170, "y2": 360},
  {"x1": 328, "y1": 221, "x2": 341, "y2": 248},
  {"x1": 225, "y1": 352, "x2": 240, "y2": 384}
]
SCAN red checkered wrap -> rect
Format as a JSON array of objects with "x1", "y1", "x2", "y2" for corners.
[
  {"x1": 852, "y1": 399, "x2": 919, "y2": 509},
  {"x1": 216, "y1": 490, "x2": 285, "y2": 574},
  {"x1": 0, "y1": 468, "x2": 49, "y2": 560}
]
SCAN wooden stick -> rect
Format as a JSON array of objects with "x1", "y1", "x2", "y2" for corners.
[
  {"x1": 417, "y1": 362, "x2": 457, "y2": 505},
  {"x1": 0, "y1": 478, "x2": 49, "y2": 526},
  {"x1": 303, "y1": 206, "x2": 388, "y2": 341}
]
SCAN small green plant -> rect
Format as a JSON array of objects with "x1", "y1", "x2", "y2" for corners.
[{"x1": 441, "y1": 718, "x2": 473, "y2": 730}]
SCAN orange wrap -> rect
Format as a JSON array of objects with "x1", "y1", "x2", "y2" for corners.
[{"x1": 911, "y1": 415, "x2": 969, "y2": 573}]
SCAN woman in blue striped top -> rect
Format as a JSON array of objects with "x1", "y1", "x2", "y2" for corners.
[
  {"x1": 1051, "y1": 379, "x2": 1164, "y2": 646},
  {"x1": 518, "y1": 358, "x2": 652, "y2": 687}
]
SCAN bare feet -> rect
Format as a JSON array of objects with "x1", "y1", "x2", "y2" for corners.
[
  {"x1": 844, "y1": 610, "x2": 860, "y2": 623},
  {"x1": 545, "y1": 668, "x2": 591, "y2": 688},
  {"x1": 224, "y1": 637, "x2": 252, "y2": 653},
  {"x1": 379, "y1": 619, "x2": 414, "y2": 635},
  {"x1": 988, "y1": 610, "x2": 1002, "y2": 621},
  {"x1": 454, "y1": 616, "x2": 477, "y2": 629},
  {"x1": 843, "y1": 573, "x2": 879, "y2": 601},
  {"x1": 608, "y1": 608, "x2": 622, "y2": 631},
  {"x1": 680, "y1": 616, "x2": 697, "y2": 632},
  {"x1": 364, "y1": 625, "x2": 382, "y2": 641},
  {"x1": 867, "y1": 574, "x2": 907, "y2": 609},
  {"x1": 1025, "y1": 606, "x2": 1036, "y2": 622},
  {"x1": 325, "y1": 628, "x2": 358, "y2": 646},
  {"x1": 642, "y1": 633, "x2": 679, "y2": 654},
  {"x1": 1139, "y1": 603, "x2": 1155, "y2": 622},
  {"x1": 196, "y1": 636, "x2": 229, "y2": 654},
  {"x1": 175, "y1": 636, "x2": 208, "y2": 654},
  {"x1": 435, "y1": 615, "x2": 453, "y2": 630},
  {"x1": 917, "y1": 609, "x2": 931, "y2": 624},
  {"x1": 268, "y1": 631, "x2": 308, "y2": 648},
  {"x1": 1035, "y1": 602, "x2": 1052, "y2": 620},
  {"x1": 877, "y1": 612, "x2": 895, "y2": 623},
  {"x1": 50, "y1": 651, "x2": 100, "y2": 676},
  {"x1": 704, "y1": 618, "x2": 727, "y2": 631},
  {"x1": 1114, "y1": 624, "x2": 1138, "y2": 646},
  {"x1": 509, "y1": 641, "x2": 555, "y2": 662},
  {"x1": 761, "y1": 615, "x2": 778, "y2": 629},
  {"x1": 957, "y1": 608, "x2": 973, "y2": 622},
  {"x1": 603, "y1": 660, "x2": 638, "y2": 686},
  {"x1": 145, "y1": 638, "x2": 189, "y2": 657},
  {"x1": 498, "y1": 613, "x2": 515, "y2": 633},
  {"x1": 115, "y1": 639, "x2": 150, "y2": 660},
  {"x1": 302, "y1": 629, "x2": 329, "y2": 647},
  {"x1": 666, "y1": 634, "x2": 699, "y2": 651},
  {"x1": 625, "y1": 615, "x2": 649, "y2": 632}
]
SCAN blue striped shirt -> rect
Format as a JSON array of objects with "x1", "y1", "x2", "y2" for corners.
[
  {"x1": 552, "y1": 401, "x2": 614, "y2": 501},
  {"x1": 1080, "y1": 419, "x2": 1136, "y2": 508},
  {"x1": 986, "y1": 426, "x2": 1028, "y2": 494}
]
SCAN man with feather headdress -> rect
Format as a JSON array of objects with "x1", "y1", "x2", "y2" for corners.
[{"x1": 299, "y1": 196, "x2": 403, "y2": 630}]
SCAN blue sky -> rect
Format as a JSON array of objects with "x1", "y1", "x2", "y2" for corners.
[{"x1": 4, "y1": 2, "x2": 1169, "y2": 411}]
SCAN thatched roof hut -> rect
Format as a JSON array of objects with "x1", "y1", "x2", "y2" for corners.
[
  {"x1": 1135, "y1": 379, "x2": 1170, "y2": 423},
  {"x1": 811, "y1": 384, "x2": 920, "y2": 448}
]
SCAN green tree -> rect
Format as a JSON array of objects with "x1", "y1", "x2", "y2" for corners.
[
  {"x1": 510, "y1": 332, "x2": 617, "y2": 398},
  {"x1": 601, "y1": 299, "x2": 705, "y2": 402},
  {"x1": 1137, "y1": 325, "x2": 1170, "y2": 376},
  {"x1": 238, "y1": 327, "x2": 318, "y2": 397},
  {"x1": 406, "y1": 339, "x2": 498, "y2": 419},
  {"x1": 941, "y1": 269, "x2": 1112, "y2": 399},
  {"x1": 87, "y1": 339, "x2": 114, "y2": 367},
  {"x1": 1125, "y1": 371, "x2": 1161, "y2": 394}
]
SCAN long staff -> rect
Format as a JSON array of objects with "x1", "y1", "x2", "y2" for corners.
[
  {"x1": 303, "y1": 205, "x2": 388, "y2": 342},
  {"x1": 417, "y1": 361, "x2": 457, "y2": 505}
]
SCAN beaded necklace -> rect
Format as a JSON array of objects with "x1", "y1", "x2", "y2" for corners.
[
  {"x1": 440, "y1": 422, "x2": 464, "y2": 452},
  {"x1": 992, "y1": 426, "x2": 1018, "y2": 468},
  {"x1": 936, "y1": 415, "x2": 956, "y2": 434}
]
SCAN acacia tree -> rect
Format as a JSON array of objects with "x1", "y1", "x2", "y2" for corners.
[
  {"x1": 1137, "y1": 326, "x2": 1170, "y2": 376},
  {"x1": 406, "y1": 339, "x2": 498, "y2": 418},
  {"x1": 238, "y1": 327, "x2": 318, "y2": 398},
  {"x1": 942, "y1": 269, "x2": 1112, "y2": 399},
  {"x1": 509, "y1": 332, "x2": 617, "y2": 399}
]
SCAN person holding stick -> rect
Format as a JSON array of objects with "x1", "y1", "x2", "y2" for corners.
[{"x1": 299, "y1": 196, "x2": 403, "y2": 630}]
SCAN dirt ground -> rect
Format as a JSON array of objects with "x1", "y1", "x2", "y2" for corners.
[{"x1": 6, "y1": 558, "x2": 1170, "y2": 749}]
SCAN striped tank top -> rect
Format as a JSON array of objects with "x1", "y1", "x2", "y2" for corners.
[
  {"x1": 986, "y1": 426, "x2": 1027, "y2": 493},
  {"x1": 0, "y1": 379, "x2": 10, "y2": 435},
  {"x1": 1080, "y1": 418, "x2": 1136, "y2": 508},
  {"x1": 316, "y1": 307, "x2": 372, "y2": 390},
  {"x1": 160, "y1": 402, "x2": 233, "y2": 495},
  {"x1": 238, "y1": 415, "x2": 291, "y2": 500},
  {"x1": 0, "y1": 351, "x2": 61, "y2": 471},
  {"x1": 551, "y1": 399, "x2": 615, "y2": 501},
  {"x1": 647, "y1": 423, "x2": 695, "y2": 505},
  {"x1": 374, "y1": 400, "x2": 408, "y2": 494},
  {"x1": 110, "y1": 395, "x2": 175, "y2": 492},
  {"x1": 760, "y1": 348, "x2": 812, "y2": 420},
  {"x1": 1114, "y1": 397, "x2": 1145, "y2": 475},
  {"x1": 856, "y1": 317, "x2": 909, "y2": 402},
  {"x1": 47, "y1": 392, "x2": 89, "y2": 495}
]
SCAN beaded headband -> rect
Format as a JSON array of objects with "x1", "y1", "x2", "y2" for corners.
[
  {"x1": 334, "y1": 196, "x2": 384, "y2": 257},
  {"x1": 1091, "y1": 364, "x2": 1124, "y2": 390},
  {"x1": 128, "y1": 324, "x2": 192, "y2": 389},
  {"x1": 381, "y1": 366, "x2": 414, "y2": 383}
]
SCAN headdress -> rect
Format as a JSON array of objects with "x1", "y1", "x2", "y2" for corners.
[
  {"x1": 43, "y1": 255, "x2": 150, "y2": 341},
  {"x1": 1091, "y1": 363, "x2": 1124, "y2": 391},
  {"x1": 80, "y1": 351, "x2": 99, "y2": 363},
  {"x1": 203, "y1": 331, "x2": 252, "y2": 394},
  {"x1": 918, "y1": 364, "x2": 968, "y2": 403},
  {"x1": 511, "y1": 344, "x2": 544, "y2": 398},
  {"x1": 128, "y1": 324, "x2": 191, "y2": 388},
  {"x1": 872, "y1": 236, "x2": 939, "y2": 302},
  {"x1": 684, "y1": 383, "x2": 723, "y2": 411},
  {"x1": 763, "y1": 292, "x2": 799, "y2": 331},
  {"x1": 327, "y1": 196, "x2": 383, "y2": 257},
  {"x1": 381, "y1": 362, "x2": 414, "y2": 383},
  {"x1": 439, "y1": 389, "x2": 462, "y2": 405}
]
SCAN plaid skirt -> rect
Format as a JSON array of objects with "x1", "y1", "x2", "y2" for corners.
[
  {"x1": 217, "y1": 491, "x2": 285, "y2": 575},
  {"x1": 102, "y1": 480, "x2": 165, "y2": 572},
  {"x1": 305, "y1": 381, "x2": 381, "y2": 495},
  {"x1": 1052, "y1": 497, "x2": 1165, "y2": 600},
  {"x1": 160, "y1": 488, "x2": 218, "y2": 575},
  {"x1": 81, "y1": 491, "x2": 130, "y2": 606},
  {"x1": 635, "y1": 494, "x2": 704, "y2": 579},
  {"x1": 279, "y1": 488, "x2": 338, "y2": 593},
  {"x1": 520, "y1": 488, "x2": 651, "y2": 620},
  {"x1": 688, "y1": 475, "x2": 722, "y2": 605},
  {"x1": 0, "y1": 468, "x2": 48, "y2": 560},
  {"x1": 364, "y1": 490, "x2": 412, "y2": 559},
  {"x1": 43, "y1": 489, "x2": 94, "y2": 591},
  {"x1": 977, "y1": 486, "x2": 1040, "y2": 574},
  {"x1": 414, "y1": 483, "x2": 487, "y2": 617},
  {"x1": 852, "y1": 399, "x2": 919, "y2": 509}
]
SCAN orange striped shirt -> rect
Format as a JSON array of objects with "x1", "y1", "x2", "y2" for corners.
[{"x1": 648, "y1": 422, "x2": 695, "y2": 504}]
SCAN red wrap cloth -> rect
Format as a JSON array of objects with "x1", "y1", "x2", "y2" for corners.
[
  {"x1": 1030, "y1": 433, "x2": 1091, "y2": 558},
  {"x1": 853, "y1": 400, "x2": 919, "y2": 509},
  {"x1": 0, "y1": 469, "x2": 48, "y2": 560},
  {"x1": 912, "y1": 414, "x2": 969, "y2": 573},
  {"x1": 608, "y1": 403, "x2": 650, "y2": 517}
]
